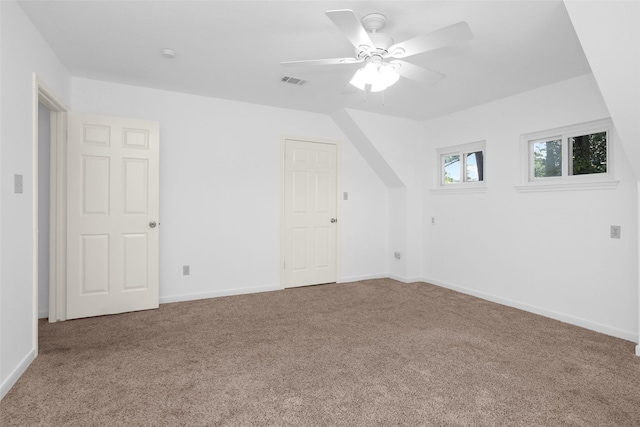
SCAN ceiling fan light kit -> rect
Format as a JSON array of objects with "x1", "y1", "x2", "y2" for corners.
[
  {"x1": 281, "y1": 9, "x2": 473, "y2": 93},
  {"x1": 349, "y1": 59, "x2": 400, "y2": 92}
]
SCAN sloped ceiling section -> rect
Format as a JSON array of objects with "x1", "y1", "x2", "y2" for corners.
[
  {"x1": 330, "y1": 109, "x2": 405, "y2": 188},
  {"x1": 564, "y1": 1, "x2": 640, "y2": 179}
]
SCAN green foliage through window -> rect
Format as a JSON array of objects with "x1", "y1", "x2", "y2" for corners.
[
  {"x1": 533, "y1": 139, "x2": 562, "y2": 178},
  {"x1": 522, "y1": 119, "x2": 611, "y2": 187},
  {"x1": 530, "y1": 131, "x2": 607, "y2": 179},
  {"x1": 571, "y1": 132, "x2": 607, "y2": 175}
]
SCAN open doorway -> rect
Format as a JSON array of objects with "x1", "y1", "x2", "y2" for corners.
[
  {"x1": 37, "y1": 101, "x2": 51, "y2": 319},
  {"x1": 33, "y1": 75, "x2": 68, "y2": 336},
  {"x1": 33, "y1": 75, "x2": 161, "y2": 329}
]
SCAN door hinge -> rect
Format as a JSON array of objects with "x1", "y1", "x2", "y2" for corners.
[{"x1": 283, "y1": 261, "x2": 286, "y2": 269}]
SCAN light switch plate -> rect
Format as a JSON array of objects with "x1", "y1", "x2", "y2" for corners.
[{"x1": 14, "y1": 174, "x2": 23, "y2": 194}]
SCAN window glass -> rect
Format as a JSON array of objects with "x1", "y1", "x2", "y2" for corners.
[
  {"x1": 465, "y1": 151, "x2": 484, "y2": 182},
  {"x1": 437, "y1": 141, "x2": 486, "y2": 190},
  {"x1": 571, "y1": 131, "x2": 607, "y2": 175},
  {"x1": 533, "y1": 139, "x2": 562, "y2": 178},
  {"x1": 519, "y1": 119, "x2": 613, "y2": 191},
  {"x1": 443, "y1": 155, "x2": 460, "y2": 184}
]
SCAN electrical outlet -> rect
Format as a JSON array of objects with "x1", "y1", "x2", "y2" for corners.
[
  {"x1": 343, "y1": 192, "x2": 349, "y2": 201},
  {"x1": 611, "y1": 226, "x2": 621, "y2": 239},
  {"x1": 183, "y1": 265, "x2": 190, "y2": 275},
  {"x1": 394, "y1": 251, "x2": 401, "y2": 260},
  {"x1": 431, "y1": 217, "x2": 435, "y2": 225}
]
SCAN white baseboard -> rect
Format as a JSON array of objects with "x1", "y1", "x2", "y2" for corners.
[
  {"x1": 339, "y1": 273, "x2": 388, "y2": 283},
  {"x1": 636, "y1": 345, "x2": 640, "y2": 357},
  {"x1": 388, "y1": 274, "x2": 424, "y2": 284},
  {"x1": 38, "y1": 309, "x2": 49, "y2": 319},
  {"x1": 422, "y1": 276, "x2": 638, "y2": 343},
  {"x1": 1, "y1": 349, "x2": 36, "y2": 401},
  {"x1": 159, "y1": 284, "x2": 282, "y2": 305}
]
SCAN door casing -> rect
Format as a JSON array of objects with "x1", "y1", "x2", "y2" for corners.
[{"x1": 33, "y1": 74, "x2": 68, "y2": 329}]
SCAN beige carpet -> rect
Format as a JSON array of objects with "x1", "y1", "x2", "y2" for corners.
[{"x1": 2, "y1": 279, "x2": 640, "y2": 426}]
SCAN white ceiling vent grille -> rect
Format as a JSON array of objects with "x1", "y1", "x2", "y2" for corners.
[{"x1": 281, "y1": 76, "x2": 309, "y2": 86}]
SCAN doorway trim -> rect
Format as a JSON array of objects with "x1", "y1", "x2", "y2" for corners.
[
  {"x1": 280, "y1": 135, "x2": 342, "y2": 288},
  {"x1": 33, "y1": 74, "x2": 68, "y2": 334}
]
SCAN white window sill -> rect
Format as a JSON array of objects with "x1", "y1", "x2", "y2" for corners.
[
  {"x1": 431, "y1": 185, "x2": 488, "y2": 195},
  {"x1": 515, "y1": 180, "x2": 619, "y2": 193}
]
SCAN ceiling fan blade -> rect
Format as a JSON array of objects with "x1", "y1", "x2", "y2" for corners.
[
  {"x1": 392, "y1": 60, "x2": 445, "y2": 87},
  {"x1": 281, "y1": 57, "x2": 363, "y2": 67},
  {"x1": 326, "y1": 9, "x2": 375, "y2": 51},
  {"x1": 389, "y1": 21, "x2": 473, "y2": 58}
]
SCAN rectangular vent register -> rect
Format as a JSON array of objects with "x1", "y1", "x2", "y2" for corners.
[{"x1": 281, "y1": 76, "x2": 309, "y2": 86}]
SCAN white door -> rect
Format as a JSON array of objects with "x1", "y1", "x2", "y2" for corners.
[
  {"x1": 66, "y1": 113, "x2": 160, "y2": 319},
  {"x1": 283, "y1": 139, "x2": 338, "y2": 288}
]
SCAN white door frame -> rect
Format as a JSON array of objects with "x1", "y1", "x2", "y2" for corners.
[
  {"x1": 280, "y1": 135, "x2": 341, "y2": 288},
  {"x1": 32, "y1": 74, "x2": 68, "y2": 331}
]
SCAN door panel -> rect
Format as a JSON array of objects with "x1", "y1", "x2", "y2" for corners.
[
  {"x1": 80, "y1": 235, "x2": 110, "y2": 294},
  {"x1": 82, "y1": 156, "x2": 110, "y2": 214},
  {"x1": 67, "y1": 113, "x2": 159, "y2": 319},
  {"x1": 315, "y1": 172, "x2": 330, "y2": 212},
  {"x1": 123, "y1": 158, "x2": 149, "y2": 214},
  {"x1": 315, "y1": 227, "x2": 330, "y2": 268},
  {"x1": 123, "y1": 233, "x2": 148, "y2": 290},
  {"x1": 284, "y1": 139, "x2": 338, "y2": 288}
]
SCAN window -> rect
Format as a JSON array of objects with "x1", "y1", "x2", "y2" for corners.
[
  {"x1": 532, "y1": 138, "x2": 562, "y2": 178},
  {"x1": 436, "y1": 141, "x2": 486, "y2": 192},
  {"x1": 518, "y1": 118, "x2": 616, "y2": 191}
]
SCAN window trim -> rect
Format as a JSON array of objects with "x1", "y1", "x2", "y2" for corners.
[
  {"x1": 517, "y1": 118, "x2": 617, "y2": 192},
  {"x1": 433, "y1": 140, "x2": 487, "y2": 194}
]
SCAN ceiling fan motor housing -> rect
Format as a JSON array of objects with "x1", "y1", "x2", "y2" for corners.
[
  {"x1": 369, "y1": 33, "x2": 394, "y2": 51},
  {"x1": 359, "y1": 13, "x2": 394, "y2": 55},
  {"x1": 361, "y1": 13, "x2": 387, "y2": 32}
]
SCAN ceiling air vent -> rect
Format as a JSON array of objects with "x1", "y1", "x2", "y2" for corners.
[{"x1": 281, "y1": 76, "x2": 308, "y2": 86}]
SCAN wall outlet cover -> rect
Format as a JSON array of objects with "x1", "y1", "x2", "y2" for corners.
[{"x1": 611, "y1": 225, "x2": 621, "y2": 239}]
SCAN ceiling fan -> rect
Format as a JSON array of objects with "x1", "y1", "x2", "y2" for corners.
[{"x1": 281, "y1": 9, "x2": 473, "y2": 92}]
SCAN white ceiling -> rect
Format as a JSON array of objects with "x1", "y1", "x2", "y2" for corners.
[{"x1": 18, "y1": 0, "x2": 592, "y2": 121}]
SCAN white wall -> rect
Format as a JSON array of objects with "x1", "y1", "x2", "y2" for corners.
[
  {"x1": 37, "y1": 103, "x2": 50, "y2": 318},
  {"x1": 422, "y1": 74, "x2": 638, "y2": 341},
  {"x1": 0, "y1": 0, "x2": 71, "y2": 398},
  {"x1": 344, "y1": 109, "x2": 425, "y2": 282},
  {"x1": 71, "y1": 77, "x2": 389, "y2": 301}
]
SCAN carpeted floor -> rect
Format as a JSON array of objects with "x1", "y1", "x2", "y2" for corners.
[{"x1": 2, "y1": 279, "x2": 640, "y2": 426}]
